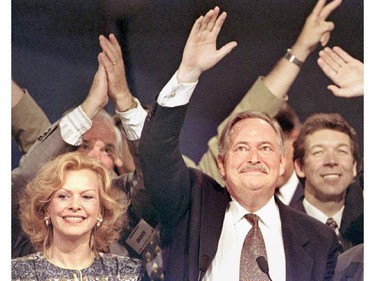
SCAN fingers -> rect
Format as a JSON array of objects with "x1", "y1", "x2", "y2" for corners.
[
  {"x1": 194, "y1": 7, "x2": 217, "y2": 34},
  {"x1": 98, "y1": 51, "x2": 114, "y2": 73},
  {"x1": 332, "y1": 46, "x2": 353, "y2": 63},
  {"x1": 217, "y1": 41, "x2": 238, "y2": 61},
  {"x1": 194, "y1": 7, "x2": 222, "y2": 35},
  {"x1": 97, "y1": 64, "x2": 108, "y2": 82},
  {"x1": 211, "y1": 11, "x2": 227, "y2": 38},
  {"x1": 81, "y1": 57, "x2": 109, "y2": 118},
  {"x1": 98, "y1": 34, "x2": 126, "y2": 80},
  {"x1": 312, "y1": 0, "x2": 342, "y2": 20},
  {"x1": 317, "y1": 57, "x2": 337, "y2": 80},
  {"x1": 311, "y1": 0, "x2": 326, "y2": 16},
  {"x1": 320, "y1": 31, "x2": 331, "y2": 47},
  {"x1": 205, "y1": 6, "x2": 220, "y2": 32},
  {"x1": 189, "y1": 16, "x2": 204, "y2": 38},
  {"x1": 109, "y1": 33, "x2": 122, "y2": 55},
  {"x1": 319, "y1": 0, "x2": 342, "y2": 20},
  {"x1": 92, "y1": 60, "x2": 108, "y2": 88},
  {"x1": 327, "y1": 85, "x2": 342, "y2": 97},
  {"x1": 99, "y1": 34, "x2": 120, "y2": 66},
  {"x1": 319, "y1": 47, "x2": 345, "y2": 69}
]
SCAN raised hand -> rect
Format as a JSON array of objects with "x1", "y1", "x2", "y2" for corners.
[
  {"x1": 177, "y1": 6, "x2": 237, "y2": 83},
  {"x1": 292, "y1": 0, "x2": 342, "y2": 61},
  {"x1": 318, "y1": 46, "x2": 363, "y2": 98},
  {"x1": 99, "y1": 33, "x2": 134, "y2": 111},
  {"x1": 81, "y1": 60, "x2": 109, "y2": 119}
]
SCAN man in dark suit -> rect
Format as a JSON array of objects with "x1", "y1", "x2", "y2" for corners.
[
  {"x1": 291, "y1": 113, "x2": 363, "y2": 252},
  {"x1": 139, "y1": 6, "x2": 341, "y2": 281}
]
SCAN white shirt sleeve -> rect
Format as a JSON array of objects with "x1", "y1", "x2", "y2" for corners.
[
  {"x1": 59, "y1": 106, "x2": 92, "y2": 146},
  {"x1": 116, "y1": 97, "x2": 148, "y2": 141},
  {"x1": 157, "y1": 72, "x2": 198, "y2": 107},
  {"x1": 115, "y1": 72, "x2": 197, "y2": 140}
]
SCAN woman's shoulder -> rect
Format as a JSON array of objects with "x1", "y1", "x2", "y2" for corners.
[
  {"x1": 12, "y1": 252, "x2": 46, "y2": 280},
  {"x1": 98, "y1": 252, "x2": 143, "y2": 272},
  {"x1": 12, "y1": 252, "x2": 44, "y2": 264}
]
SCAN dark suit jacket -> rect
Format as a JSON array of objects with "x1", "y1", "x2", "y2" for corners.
[
  {"x1": 289, "y1": 181, "x2": 305, "y2": 206},
  {"x1": 290, "y1": 182, "x2": 364, "y2": 251},
  {"x1": 332, "y1": 243, "x2": 363, "y2": 281},
  {"x1": 139, "y1": 103, "x2": 341, "y2": 281}
]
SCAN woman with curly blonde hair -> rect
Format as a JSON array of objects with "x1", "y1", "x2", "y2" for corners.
[{"x1": 12, "y1": 152, "x2": 143, "y2": 281}]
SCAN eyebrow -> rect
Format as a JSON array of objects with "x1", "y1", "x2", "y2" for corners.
[
  {"x1": 57, "y1": 188, "x2": 97, "y2": 193},
  {"x1": 310, "y1": 143, "x2": 351, "y2": 149},
  {"x1": 104, "y1": 144, "x2": 115, "y2": 149},
  {"x1": 81, "y1": 140, "x2": 116, "y2": 149},
  {"x1": 233, "y1": 140, "x2": 273, "y2": 146}
]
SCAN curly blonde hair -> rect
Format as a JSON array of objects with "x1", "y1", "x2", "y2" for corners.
[{"x1": 19, "y1": 152, "x2": 129, "y2": 254}]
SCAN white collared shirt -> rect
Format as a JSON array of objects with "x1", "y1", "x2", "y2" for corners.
[
  {"x1": 276, "y1": 171, "x2": 300, "y2": 205},
  {"x1": 157, "y1": 71, "x2": 197, "y2": 107},
  {"x1": 203, "y1": 197, "x2": 286, "y2": 281},
  {"x1": 303, "y1": 198, "x2": 344, "y2": 235}
]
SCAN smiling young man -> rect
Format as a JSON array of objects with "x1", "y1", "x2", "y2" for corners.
[{"x1": 292, "y1": 113, "x2": 363, "y2": 252}]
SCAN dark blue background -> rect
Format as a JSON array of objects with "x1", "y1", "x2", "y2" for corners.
[{"x1": 12, "y1": 0, "x2": 364, "y2": 169}]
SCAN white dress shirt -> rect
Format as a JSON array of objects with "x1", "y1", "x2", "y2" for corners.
[
  {"x1": 203, "y1": 197, "x2": 286, "y2": 281},
  {"x1": 276, "y1": 171, "x2": 300, "y2": 205},
  {"x1": 303, "y1": 198, "x2": 344, "y2": 235}
]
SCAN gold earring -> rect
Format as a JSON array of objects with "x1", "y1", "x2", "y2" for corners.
[
  {"x1": 97, "y1": 217, "x2": 103, "y2": 227},
  {"x1": 44, "y1": 216, "x2": 50, "y2": 227}
]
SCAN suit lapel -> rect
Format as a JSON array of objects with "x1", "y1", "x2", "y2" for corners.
[
  {"x1": 277, "y1": 198, "x2": 314, "y2": 281},
  {"x1": 289, "y1": 182, "x2": 304, "y2": 206},
  {"x1": 199, "y1": 183, "x2": 231, "y2": 269}
]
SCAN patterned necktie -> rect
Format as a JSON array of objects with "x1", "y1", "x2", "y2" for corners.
[
  {"x1": 326, "y1": 217, "x2": 345, "y2": 253},
  {"x1": 240, "y1": 213, "x2": 269, "y2": 281},
  {"x1": 326, "y1": 217, "x2": 338, "y2": 232}
]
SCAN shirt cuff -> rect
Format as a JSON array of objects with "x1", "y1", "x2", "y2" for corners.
[
  {"x1": 157, "y1": 72, "x2": 198, "y2": 107},
  {"x1": 59, "y1": 106, "x2": 92, "y2": 146},
  {"x1": 116, "y1": 97, "x2": 148, "y2": 141}
]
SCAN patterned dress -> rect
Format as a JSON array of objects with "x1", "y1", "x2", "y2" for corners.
[{"x1": 11, "y1": 252, "x2": 144, "y2": 281}]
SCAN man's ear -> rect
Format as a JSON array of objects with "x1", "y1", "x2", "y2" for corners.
[
  {"x1": 115, "y1": 157, "x2": 123, "y2": 169},
  {"x1": 279, "y1": 155, "x2": 286, "y2": 177},
  {"x1": 352, "y1": 161, "x2": 357, "y2": 178},
  {"x1": 294, "y1": 159, "x2": 306, "y2": 178},
  {"x1": 217, "y1": 155, "x2": 226, "y2": 180}
]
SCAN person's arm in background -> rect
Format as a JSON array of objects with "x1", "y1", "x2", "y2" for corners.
[
  {"x1": 98, "y1": 34, "x2": 158, "y2": 222},
  {"x1": 11, "y1": 80, "x2": 51, "y2": 154},
  {"x1": 197, "y1": 0, "x2": 342, "y2": 186},
  {"x1": 11, "y1": 63, "x2": 109, "y2": 258},
  {"x1": 317, "y1": 46, "x2": 363, "y2": 98},
  {"x1": 98, "y1": 33, "x2": 148, "y2": 141}
]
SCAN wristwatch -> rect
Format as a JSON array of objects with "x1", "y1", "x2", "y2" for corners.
[{"x1": 284, "y1": 49, "x2": 303, "y2": 67}]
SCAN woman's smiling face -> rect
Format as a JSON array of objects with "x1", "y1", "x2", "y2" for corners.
[{"x1": 46, "y1": 169, "x2": 102, "y2": 243}]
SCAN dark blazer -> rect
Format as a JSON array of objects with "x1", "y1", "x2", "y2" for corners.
[
  {"x1": 139, "y1": 103, "x2": 341, "y2": 281},
  {"x1": 290, "y1": 182, "x2": 364, "y2": 251},
  {"x1": 289, "y1": 181, "x2": 305, "y2": 206},
  {"x1": 332, "y1": 243, "x2": 363, "y2": 281}
]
